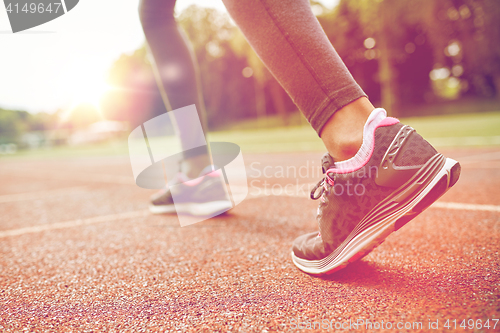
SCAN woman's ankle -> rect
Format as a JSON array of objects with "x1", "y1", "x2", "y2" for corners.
[
  {"x1": 181, "y1": 154, "x2": 212, "y2": 179},
  {"x1": 320, "y1": 97, "x2": 374, "y2": 162}
]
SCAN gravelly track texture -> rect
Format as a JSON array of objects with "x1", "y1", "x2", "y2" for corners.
[{"x1": 0, "y1": 149, "x2": 499, "y2": 332}]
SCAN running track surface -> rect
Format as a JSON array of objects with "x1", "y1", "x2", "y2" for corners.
[{"x1": 1, "y1": 148, "x2": 499, "y2": 332}]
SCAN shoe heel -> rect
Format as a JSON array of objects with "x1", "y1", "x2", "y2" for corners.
[
  {"x1": 449, "y1": 161, "x2": 461, "y2": 189},
  {"x1": 395, "y1": 159, "x2": 460, "y2": 231},
  {"x1": 394, "y1": 175, "x2": 447, "y2": 231}
]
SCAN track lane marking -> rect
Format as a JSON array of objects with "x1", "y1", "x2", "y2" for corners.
[
  {"x1": 256, "y1": 187, "x2": 500, "y2": 212},
  {"x1": 431, "y1": 202, "x2": 500, "y2": 212},
  {"x1": 0, "y1": 186, "x2": 88, "y2": 203},
  {"x1": 0, "y1": 168, "x2": 135, "y2": 185},
  {"x1": 454, "y1": 150, "x2": 500, "y2": 163},
  {"x1": 0, "y1": 210, "x2": 149, "y2": 238},
  {"x1": 0, "y1": 198, "x2": 498, "y2": 238}
]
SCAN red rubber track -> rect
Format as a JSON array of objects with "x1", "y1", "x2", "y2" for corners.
[{"x1": 0, "y1": 148, "x2": 499, "y2": 332}]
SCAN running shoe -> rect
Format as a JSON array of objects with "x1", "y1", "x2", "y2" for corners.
[
  {"x1": 149, "y1": 166, "x2": 233, "y2": 216},
  {"x1": 292, "y1": 108, "x2": 461, "y2": 275}
]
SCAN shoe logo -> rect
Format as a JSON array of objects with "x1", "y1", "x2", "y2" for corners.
[
  {"x1": 375, "y1": 125, "x2": 421, "y2": 188},
  {"x1": 3, "y1": 0, "x2": 79, "y2": 33},
  {"x1": 128, "y1": 104, "x2": 248, "y2": 226}
]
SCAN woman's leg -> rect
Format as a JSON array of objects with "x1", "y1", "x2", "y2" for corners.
[
  {"x1": 139, "y1": 0, "x2": 210, "y2": 178},
  {"x1": 222, "y1": 0, "x2": 461, "y2": 275},
  {"x1": 222, "y1": 0, "x2": 373, "y2": 161}
]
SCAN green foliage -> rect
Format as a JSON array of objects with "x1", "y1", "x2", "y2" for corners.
[
  {"x1": 318, "y1": 0, "x2": 500, "y2": 113},
  {"x1": 0, "y1": 108, "x2": 58, "y2": 143},
  {"x1": 0, "y1": 109, "x2": 26, "y2": 142},
  {"x1": 177, "y1": 6, "x2": 283, "y2": 126},
  {"x1": 178, "y1": 6, "x2": 236, "y2": 60}
]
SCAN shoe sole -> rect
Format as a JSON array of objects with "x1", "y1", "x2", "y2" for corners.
[
  {"x1": 291, "y1": 154, "x2": 461, "y2": 276},
  {"x1": 149, "y1": 200, "x2": 233, "y2": 217}
]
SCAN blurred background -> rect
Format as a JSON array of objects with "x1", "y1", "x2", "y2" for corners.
[{"x1": 0, "y1": 0, "x2": 499, "y2": 156}]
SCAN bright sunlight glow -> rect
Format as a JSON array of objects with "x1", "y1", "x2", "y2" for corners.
[
  {"x1": 70, "y1": 79, "x2": 109, "y2": 109},
  {"x1": 58, "y1": 68, "x2": 111, "y2": 123}
]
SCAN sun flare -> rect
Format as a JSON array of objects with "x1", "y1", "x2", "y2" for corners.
[
  {"x1": 70, "y1": 78, "x2": 110, "y2": 109},
  {"x1": 60, "y1": 71, "x2": 111, "y2": 123}
]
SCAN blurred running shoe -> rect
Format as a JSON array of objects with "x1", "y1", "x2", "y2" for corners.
[
  {"x1": 292, "y1": 108, "x2": 461, "y2": 275},
  {"x1": 149, "y1": 165, "x2": 232, "y2": 216}
]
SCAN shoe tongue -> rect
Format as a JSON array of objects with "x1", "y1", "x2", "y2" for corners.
[{"x1": 321, "y1": 153, "x2": 335, "y2": 174}]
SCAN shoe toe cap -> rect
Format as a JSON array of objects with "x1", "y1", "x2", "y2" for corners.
[
  {"x1": 150, "y1": 189, "x2": 173, "y2": 206},
  {"x1": 292, "y1": 232, "x2": 329, "y2": 261}
]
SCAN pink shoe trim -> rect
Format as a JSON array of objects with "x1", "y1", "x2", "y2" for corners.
[
  {"x1": 206, "y1": 169, "x2": 222, "y2": 178},
  {"x1": 326, "y1": 177, "x2": 334, "y2": 186},
  {"x1": 325, "y1": 117, "x2": 400, "y2": 175},
  {"x1": 177, "y1": 168, "x2": 222, "y2": 187},
  {"x1": 180, "y1": 176, "x2": 205, "y2": 187},
  {"x1": 378, "y1": 117, "x2": 399, "y2": 127}
]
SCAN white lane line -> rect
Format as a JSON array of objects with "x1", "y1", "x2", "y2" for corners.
[
  {"x1": 244, "y1": 186, "x2": 500, "y2": 212},
  {"x1": 0, "y1": 167, "x2": 135, "y2": 185},
  {"x1": 457, "y1": 151, "x2": 500, "y2": 164},
  {"x1": 463, "y1": 164, "x2": 500, "y2": 169},
  {"x1": 1, "y1": 197, "x2": 498, "y2": 239},
  {"x1": 254, "y1": 189, "x2": 500, "y2": 212},
  {"x1": 428, "y1": 136, "x2": 500, "y2": 147},
  {"x1": 33, "y1": 172, "x2": 135, "y2": 185},
  {"x1": 431, "y1": 202, "x2": 500, "y2": 212},
  {"x1": 0, "y1": 210, "x2": 149, "y2": 239},
  {"x1": 0, "y1": 186, "x2": 88, "y2": 204}
]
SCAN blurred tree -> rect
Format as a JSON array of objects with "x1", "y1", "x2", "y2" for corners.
[
  {"x1": 0, "y1": 108, "x2": 60, "y2": 144},
  {"x1": 0, "y1": 108, "x2": 28, "y2": 143},
  {"x1": 178, "y1": 6, "x2": 264, "y2": 127},
  {"x1": 318, "y1": 1, "x2": 381, "y2": 101},
  {"x1": 318, "y1": 0, "x2": 500, "y2": 115},
  {"x1": 231, "y1": 29, "x2": 293, "y2": 126},
  {"x1": 27, "y1": 111, "x2": 60, "y2": 131},
  {"x1": 419, "y1": 0, "x2": 500, "y2": 99},
  {"x1": 341, "y1": 0, "x2": 428, "y2": 116},
  {"x1": 230, "y1": 29, "x2": 268, "y2": 121}
]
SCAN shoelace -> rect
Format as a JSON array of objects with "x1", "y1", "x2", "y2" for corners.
[{"x1": 310, "y1": 172, "x2": 335, "y2": 200}]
